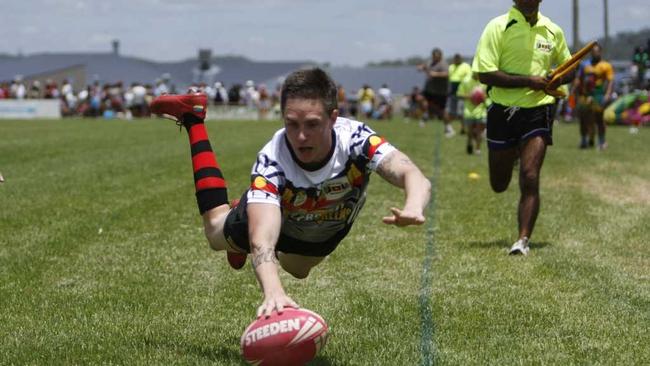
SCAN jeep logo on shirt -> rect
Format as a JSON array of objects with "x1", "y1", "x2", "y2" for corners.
[
  {"x1": 323, "y1": 178, "x2": 351, "y2": 200},
  {"x1": 536, "y1": 40, "x2": 553, "y2": 53}
]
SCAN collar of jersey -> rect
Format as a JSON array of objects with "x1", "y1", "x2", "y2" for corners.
[
  {"x1": 509, "y1": 6, "x2": 551, "y2": 28},
  {"x1": 284, "y1": 130, "x2": 337, "y2": 172}
]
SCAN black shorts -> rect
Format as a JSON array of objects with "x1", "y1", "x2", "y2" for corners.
[
  {"x1": 223, "y1": 193, "x2": 350, "y2": 257},
  {"x1": 423, "y1": 94, "x2": 447, "y2": 119},
  {"x1": 486, "y1": 103, "x2": 554, "y2": 150}
]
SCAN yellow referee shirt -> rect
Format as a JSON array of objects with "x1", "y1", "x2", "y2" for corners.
[
  {"x1": 449, "y1": 62, "x2": 472, "y2": 83},
  {"x1": 472, "y1": 7, "x2": 572, "y2": 108}
]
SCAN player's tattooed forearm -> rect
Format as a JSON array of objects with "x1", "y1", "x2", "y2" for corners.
[
  {"x1": 398, "y1": 157, "x2": 414, "y2": 166},
  {"x1": 251, "y1": 248, "x2": 279, "y2": 268},
  {"x1": 378, "y1": 152, "x2": 413, "y2": 186}
]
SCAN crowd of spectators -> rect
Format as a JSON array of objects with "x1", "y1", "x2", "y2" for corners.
[
  {"x1": 0, "y1": 76, "x2": 287, "y2": 120},
  {"x1": 0, "y1": 74, "x2": 402, "y2": 121},
  {"x1": 3, "y1": 40, "x2": 646, "y2": 122}
]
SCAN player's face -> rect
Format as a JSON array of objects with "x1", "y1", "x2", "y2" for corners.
[
  {"x1": 513, "y1": 0, "x2": 541, "y2": 16},
  {"x1": 283, "y1": 98, "x2": 338, "y2": 165}
]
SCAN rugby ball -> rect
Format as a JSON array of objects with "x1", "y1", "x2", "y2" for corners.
[
  {"x1": 240, "y1": 308, "x2": 328, "y2": 366},
  {"x1": 470, "y1": 87, "x2": 486, "y2": 106}
]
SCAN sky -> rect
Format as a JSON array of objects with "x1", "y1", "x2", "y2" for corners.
[{"x1": 2, "y1": 0, "x2": 649, "y2": 66}]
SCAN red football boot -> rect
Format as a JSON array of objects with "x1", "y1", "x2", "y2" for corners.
[
  {"x1": 227, "y1": 199, "x2": 247, "y2": 270},
  {"x1": 150, "y1": 93, "x2": 207, "y2": 125}
]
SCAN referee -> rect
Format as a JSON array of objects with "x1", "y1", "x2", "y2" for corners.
[{"x1": 472, "y1": 0, "x2": 573, "y2": 255}]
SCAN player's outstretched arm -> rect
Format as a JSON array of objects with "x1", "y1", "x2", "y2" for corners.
[
  {"x1": 247, "y1": 203, "x2": 299, "y2": 318},
  {"x1": 376, "y1": 150, "x2": 431, "y2": 226}
]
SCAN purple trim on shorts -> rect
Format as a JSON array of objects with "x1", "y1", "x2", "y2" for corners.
[
  {"x1": 487, "y1": 138, "x2": 517, "y2": 150},
  {"x1": 522, "y1": 128, "x2": 550, "y2": 140},
  {"x1": 522, "y1": 128, "x2": 553, "y2": 145}
]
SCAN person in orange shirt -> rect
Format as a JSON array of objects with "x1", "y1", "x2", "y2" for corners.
[{"x1": 575, "y1": 44, "x2": 614, "y2": 150}]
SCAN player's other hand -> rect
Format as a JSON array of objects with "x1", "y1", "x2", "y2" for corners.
[
  {"x1": 528, "y1": 76, "x2": 549, "y2": 91},
  {"x1": 382, "y1": 207, "x2": 426, "y2": 227},
  {"x1": 257, "y1": 291, "x2": 299, "y2": 319}
]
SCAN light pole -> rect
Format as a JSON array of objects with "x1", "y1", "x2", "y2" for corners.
[
  {"x1": 572, "y1": 0, "x2": 580, "y2": 51},
  {"x1": 603, "y1": 0, "x2": 609, "y2": 56}
]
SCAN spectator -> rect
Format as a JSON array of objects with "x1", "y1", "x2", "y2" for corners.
[
  {"x1": 44, "y1": 80, "x2": 60, "y2": 99},
  {"x1": 213, "y1": 81, "x2": 228, "y2": 105},
  {"x1": 337, "y1": 84, "x2": 348, "y2": 117},
  {"x1": 374, "y1": 83, "x2": 393, "y2": 119},
  {"x1": 61, "y1": 79, "x2": 73, "y2": 97},
  {"x1": 257, "y1": 84, "x2": 271, "y2": 120},
  {"x1": 575, "y1": 43, "x2": 614, "y2": 150},
  {"x1": 154, "y1": 78, "x2": 169, "y2": 96},
  {"x1": 10, "y1": 76, "x2": 26, "y2": 99},
  {"x1": 418, "y1": 48, "x2": 453, "y2": 135},
  {"x1": 408, "y1": 86, "x2": 428, "y2": 123},
  {"x1": 244, "y1": 80, "x2": 259, "y2": 108},
  {"x1": 89, "y1": 82, "x2": 102, "y2": 117},
  {"x1": 633, "y1": 45, "x2": 649, "y2": 90},
  {"x1": 271, "y1": 84, "x2": 282, "y2": 117},
  {"x1": 356, "y1": 84, "x2": 375, "y2": 119},
  {"x1": 131, "y1": 82, "x2": 148, "y2": 117},
  {"x1": 108, "y1": 81, "x2": 125, "y2": 115},
  {"x1": 228, "y1": 84, "x2": 242, "y2": 105},
  {"x1": 0, "y1": 82, "x2": 8, "y2": 99},
  {"x1": 28, "y1": 81, "x2": 42, "y2": 99},
  {"x1": 448, "y1": 54, "x2": 472, "y2": 133}
]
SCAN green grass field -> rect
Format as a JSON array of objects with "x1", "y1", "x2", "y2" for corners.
[{"x1": 1, "y1": 118, "x2": 648, "y2": 365}]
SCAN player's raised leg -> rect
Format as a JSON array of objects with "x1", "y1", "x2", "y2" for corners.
[
  {"x1": 488, "y1": 147, "x2": 518, "y2": 193},
  {"x1": 150, "y1": 93, "x2": 247, "y2": 269}
]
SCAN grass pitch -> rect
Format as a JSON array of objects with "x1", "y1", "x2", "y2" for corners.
[{"x1": 0, "y1": 118, "x2": 648, "y2": 365}]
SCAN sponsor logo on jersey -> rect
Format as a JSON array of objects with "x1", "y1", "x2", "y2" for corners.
[
  {"x1": 244, "y1": 319, "x2": 301, "y2": 346},
  {"x1": 323, "y1": 177, "x2": 351, "y2": 200},
  {"x1": 536, "y1": 40, "x2": 553, "y2": 53},
  {"x1": 290, "y1": 202, "x2": 353, "y2": 223}
]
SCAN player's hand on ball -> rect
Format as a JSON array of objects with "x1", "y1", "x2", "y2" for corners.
[
  {"x1": 257, "y1": 291, "x2": 299, "y2": 319},
  {"x1": 382, "y1": 207, "x2": 425, "y2": 227}
]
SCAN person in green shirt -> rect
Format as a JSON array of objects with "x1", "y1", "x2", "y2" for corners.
[
  {"x1": 449, "y1": 54, "x2": 473, "y2": 133},
  {"x1": 457, "y1": 73, "x2": 488, "y2": 155},
  {"x1": 632, "y1": 46, "x2": 648, "y2": 90},
  {"x1": 472, "y1": 0, "x2": 573, "y2": 255}
]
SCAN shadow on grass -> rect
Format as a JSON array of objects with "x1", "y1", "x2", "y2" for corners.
[
  {"x1": 467, "y1": 239, "x2": 551, "y2": 251},
  {"x1": 143, "y1": 336, "x2": 335, "y2": 365},
  {"x1": 143, "y1": 336, "x2": 248, "y2": 364},
  {"x1": 309, "y1": 355, "x2": 334, "y2": 365}
]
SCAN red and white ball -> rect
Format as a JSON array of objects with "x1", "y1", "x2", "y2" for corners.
[
  {"x1": 470, "y1": 87, "x2": 486, "y2": 106},
  {"x1": 240, "y1": 308, "x2": 328, "y2": 366}
]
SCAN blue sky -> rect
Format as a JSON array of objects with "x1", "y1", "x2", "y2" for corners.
[{"x1": 2, "y1": 0, "x2": 649, "y2": 66}]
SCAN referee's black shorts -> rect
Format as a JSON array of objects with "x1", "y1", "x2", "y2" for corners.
[{"x1": 486, "y1": 103, "x2": 554, "y2": 150}]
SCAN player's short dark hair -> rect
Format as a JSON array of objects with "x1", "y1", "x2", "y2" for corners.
[{"x1": 281, "y1": 68, "x2": 338, "y2": 116}]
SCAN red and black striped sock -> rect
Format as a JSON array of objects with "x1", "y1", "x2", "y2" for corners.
[{"x1": 184, "y1": 115, "x2": 228, "y2": 214}]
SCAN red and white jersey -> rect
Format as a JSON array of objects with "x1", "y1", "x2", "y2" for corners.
[{"x1": 247, "y1": 117, "x2": 396, "y2": 243}]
